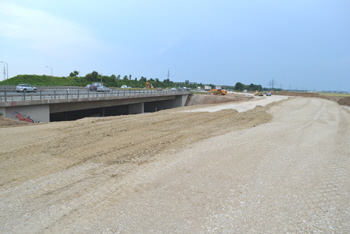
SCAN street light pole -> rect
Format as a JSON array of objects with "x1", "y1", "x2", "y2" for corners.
[
  {"x1": 1, "y1": 61, "x2": 8, "y2": 80},
  {"x1": 46, "y1": 66, "x2": 53, "y2": 76},
  {"x1": 46, "y1": 66, "x2": 53, "y2": 86}
]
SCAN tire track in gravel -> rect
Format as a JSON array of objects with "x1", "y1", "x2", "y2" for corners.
[{"x1": 65, "y1": 97, "x2": 350, "y2": 233}]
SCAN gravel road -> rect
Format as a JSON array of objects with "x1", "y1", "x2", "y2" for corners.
[{"x1": 1, "y1": 96, "x2": 349, "y2": 233}]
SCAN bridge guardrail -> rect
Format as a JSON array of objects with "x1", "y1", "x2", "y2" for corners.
[{"x1": 0, "y1": 89, "x2": 190, "y2": 102}]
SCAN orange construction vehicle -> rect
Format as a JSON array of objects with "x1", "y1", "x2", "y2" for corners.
[
  {"x1": 145, "y1": 82, "x2": 153, "y2": 89},
  {"x1": 208, "y1": 89, "x2": 227, "y2": 95}
]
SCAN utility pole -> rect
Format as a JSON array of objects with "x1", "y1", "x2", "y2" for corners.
[
  {"x1": 46, "y1": 66, "x2": 53, "y2": 86},
  {"x1": 167, "y1": 69, "x2": 170, "y2": 80},
  {"x1": 2, "y1": 67, "x2": 5, "y2": 81}
]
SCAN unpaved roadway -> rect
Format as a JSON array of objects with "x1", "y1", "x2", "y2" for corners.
[{"x1": 1, "y1": 96, "x2": 350, "y2": 233}]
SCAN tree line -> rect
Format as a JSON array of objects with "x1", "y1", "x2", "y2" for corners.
[
  {"x1": 233, "y1": 82, "x2": 263, "y2": 92},
  {"x1": 0, "y1": 70, "x2": 263, "y2": 91}
]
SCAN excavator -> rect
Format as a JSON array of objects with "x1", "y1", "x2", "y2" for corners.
[
  {"x1": 208, "y1": 89, "x2": 227, "y2": 95},
  {"x1": 145, "y1": 82, "x2": 153, "y2": 89}
]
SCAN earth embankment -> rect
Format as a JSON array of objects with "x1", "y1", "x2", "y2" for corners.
[
  {"x1": 1, "y1": 95, "x2": 349, "y2": 233},
  {"x1": 338, "y1": 96, "x2": 350, "y2": 106},
  {"x1": 186, "y1": 92, "x2": 252, "y2": 105}
]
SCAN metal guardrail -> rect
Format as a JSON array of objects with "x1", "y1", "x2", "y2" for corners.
[
  {"x1": 0, "y1": 89, "x2": 190, "y2": 102},
  {"x1": 0, "y1": 85, "x2": 89, "y2": 92}
]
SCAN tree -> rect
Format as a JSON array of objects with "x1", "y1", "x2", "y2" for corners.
[
  {"x1": 85, "y1": 71, "x2": 99, "y2": 81},
  {"x1": 91, "y1": 71, "x2": 99, "y2": 80},
  {"x1": 69, "y1": 70, "x2": 79, "y2": 77},
  {"x1": 248, "y1": 83, "x2": 256, "y2": 91},
  {"x1": 234, "y1": 82, "x2": 244, "y2": 91},
  {"x1": 139, "y1": 76, "x2": 147, "y2": 82}
]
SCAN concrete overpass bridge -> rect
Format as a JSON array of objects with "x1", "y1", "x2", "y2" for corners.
[{"x1": 0, "y1": 89, "x2": 190, "y2": 123}]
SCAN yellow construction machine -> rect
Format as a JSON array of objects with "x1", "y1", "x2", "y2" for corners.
[
  {"x1": 145, "y1": 82, "x2": 153, "y2": 89},
  {"x1": 254, "y1": 90, "x2": 264, "y2": 96},
  {"x1": 208, "y1": 89, "x2": 227, "y2": 95}
]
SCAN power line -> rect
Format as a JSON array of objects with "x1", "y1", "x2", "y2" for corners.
[{"x1": 268, "y1": 78, "x2": 277, "y2": 89}]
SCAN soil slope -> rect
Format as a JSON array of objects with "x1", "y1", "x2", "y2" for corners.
[
  {"x1": 186, "y1": 92, "x2": 252, "y2": 105},
  {"x1": 1, "y1": 95, "x2": 349, "y2": 233},
  {"x1": 338, "y1": 96, "x2": 350, "y2": 106}
]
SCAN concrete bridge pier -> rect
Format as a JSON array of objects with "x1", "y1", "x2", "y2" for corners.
[
  {"x1": 129, "y1": 103, "x2": 144, "y2": 114},
  {"x1": 144, "y1": 95, "x2": 188, "y2": 113}
]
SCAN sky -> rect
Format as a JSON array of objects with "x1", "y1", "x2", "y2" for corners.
[{"x1": 0, "y1": 0, "x2": 349, "y2": 91}]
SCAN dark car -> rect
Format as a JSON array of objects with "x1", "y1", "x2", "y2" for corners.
[{"x1": 89, "y1": 82, "x2": 102, "y2": 91}]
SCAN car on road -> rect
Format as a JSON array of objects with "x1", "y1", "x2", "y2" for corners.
[
  {"x1": 97, "y1": 86, "x2": 110, "y2": 92},
  {"x1": 170, "y1": 88, "x2": 177, "y2": 91},
  {"x1": 16, "y1": 84, "x2": 37, "y2": 93},
  {"x1": 120, "y1": 85, "x2": 128, "y2": 88},
  {"x1": 89, "y1": 82, "x2": 102, "y2": 91},
  {"x1": 266, "y1": 92, "x2": 272, "y2": 96}
]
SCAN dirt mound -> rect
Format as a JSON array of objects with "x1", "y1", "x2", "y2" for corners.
[
  {"x1": 275, "y1": 91, "x2": 321, "y2": 97},
  {"x1": 274, "y1": 91, "x2": 346, "y2": 103},
  {"x1": 186, "y1": 93, "x2": 252, "y2": 106},
  {"x1": 337, "y1": 97, "x2": 350, "y2": 106},
  {"x1": 0, "y1": 102, "x2": 273, "y2": 188},
  {"x1": 0, "y1": 116, "x2": 34, "y2": 127}
]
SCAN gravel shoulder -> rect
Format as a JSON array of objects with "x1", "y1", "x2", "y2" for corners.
[{"x1": 1, "y1": 96, "x2": 349, "y2": 233}]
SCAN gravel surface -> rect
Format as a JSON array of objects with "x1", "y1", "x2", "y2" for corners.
[
  {"x1": 1, "y1": 96, "x2": 349, "y2": 233},
  {"x1": 186, "y1": 95, "x2": 289, "y2": 113}
]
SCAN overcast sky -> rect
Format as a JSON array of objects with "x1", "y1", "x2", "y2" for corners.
[{"x1": 1, "y1": 0, "x2": 349, "y2": 91}]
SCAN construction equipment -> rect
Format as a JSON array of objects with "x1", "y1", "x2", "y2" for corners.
[
  {"x1": 208, "y1": 89, "x2": 227, "y2": 95},
  {"x1": 145, "y1": 82, "x2": 153, "y2": 89},
  {"x1": 254, "y1": 91, "x2": 264, "y2": 96}
]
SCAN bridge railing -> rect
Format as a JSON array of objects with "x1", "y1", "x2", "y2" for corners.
[{"x1": 0, "y1": 89, "x2": 190, "y2": 102}]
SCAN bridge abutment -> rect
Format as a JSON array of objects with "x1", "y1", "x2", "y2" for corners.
[{"x1": 2, "y1": 105, "x2": 50, "y2": 123}]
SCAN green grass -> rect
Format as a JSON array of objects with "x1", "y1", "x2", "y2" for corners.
[{"x1": 0, "y1": 75, "x2": 86, "y2": 86}]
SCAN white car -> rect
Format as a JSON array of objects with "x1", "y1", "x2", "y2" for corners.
[
  {"x1": 120, "y1": 85, "x2": 128, "y2": 88},
  {"x1": 97, "y1": 86, "x2": 110, "y2": 92},
  {"x1": 16, "y1": 84, "x2": 37, "y2": 93}
]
